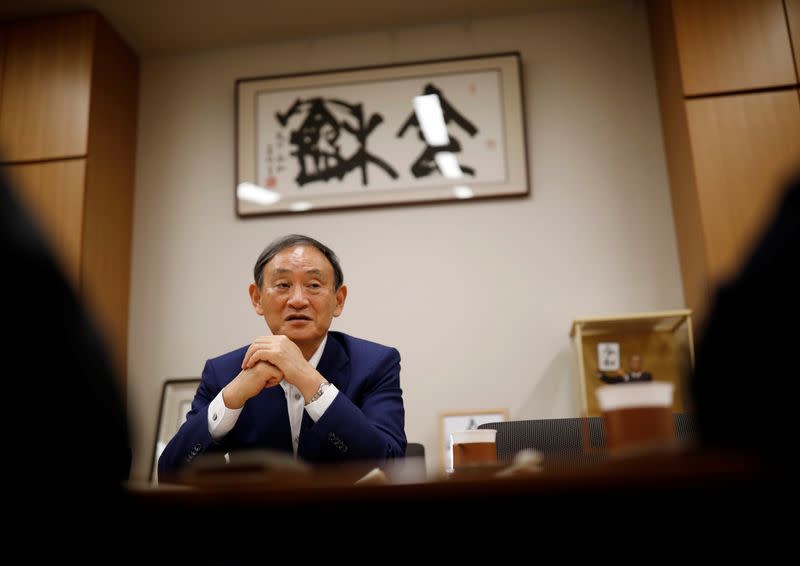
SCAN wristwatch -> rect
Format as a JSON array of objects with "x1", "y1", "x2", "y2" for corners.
[{"x1": 306, "y1": 381, "x2": 330, "y2": 405}]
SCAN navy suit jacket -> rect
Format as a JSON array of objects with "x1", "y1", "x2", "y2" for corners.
[{"x1": 158, "y1": 331, "x2": 406, "y2": 479}]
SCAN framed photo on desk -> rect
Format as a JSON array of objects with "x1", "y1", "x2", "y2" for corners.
[
  {"x1": 150, "y1": 378, "x2": 201, "y2": 483},
  {"x1": 439, "y1": 409, "x2": 508, "y2": 472}
]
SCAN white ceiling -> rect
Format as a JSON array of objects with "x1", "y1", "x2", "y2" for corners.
[{"x1": 0, "y1": 0, "x2": 602, "y2": 56}]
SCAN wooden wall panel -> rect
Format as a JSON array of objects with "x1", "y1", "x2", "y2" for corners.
[
  {"x1": 672, "y1": 0, "x2": 797, "y2": 95},
  {"x1": 0, "y1": 25, "x2": 6, "y2": 115},
  {"x1": 3, "y1": 159, "x2": 86, "y2": 286},
  {"x1": 0, "y1": 14, "x2": 94, "y2": 162},
  {"x1": 647, "y1": 0, "x2": 710, "y2": 326},
  {"x1": 787, "y1": 0, "x2": 800, "y2": 79},
  {"x1": 82, "y1": 16, "x2": 139, "y2": 382},
  {"x1": 0, "y1": 12, "x2": 138, "y2": 388},
  {"x1": 686, "y1": 90, "x2": 800, "y2": 284}
]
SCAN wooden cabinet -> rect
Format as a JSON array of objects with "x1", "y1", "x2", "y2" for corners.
[
  {"x1": 0, "y1": 15, "x2": 94, "y2": 162},
  {"x1": 5, "y1": 159, "x2": 86, "y2": 285},
  {"x1": 0, "y1": 13, "x2": 138, "y2": 383},
  {"x1": 672, "y1": 0, "x2": 797, "y2": 95},
  {"x1": 686, "y1": 90, "x2": 800, "y2": 282},
  {"x1": 0, "y1": 25, "x2": 6, "y2": 97},
  {"x1": 648, "y1": 0, "x2": 800, "y2": 326},
  {"x1": 788, "y1": 0, "x2": 800, "y2": 79}
]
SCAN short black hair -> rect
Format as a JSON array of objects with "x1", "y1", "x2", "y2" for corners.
[{"x1": 253, "y1": 234, "x2": 344, "y2": 290}]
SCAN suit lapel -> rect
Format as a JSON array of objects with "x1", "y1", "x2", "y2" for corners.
[{"x1": 316, "y1": 333, "x2": 350, "y2": 391}]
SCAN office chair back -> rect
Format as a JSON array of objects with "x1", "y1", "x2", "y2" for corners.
[
  {"x1": 479, "y1": 413, "x2": 696, "y2": 462},
  {"x1": 405, "y1": 442, "x2": 425, "y2": 460},
  {"x1": 479, "y1": 417, "x2": 605, "y2": 461}
]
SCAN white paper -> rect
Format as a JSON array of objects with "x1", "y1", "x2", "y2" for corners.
[{"x1": 598, "y1": 342, "x2": 620, "y2": 371}]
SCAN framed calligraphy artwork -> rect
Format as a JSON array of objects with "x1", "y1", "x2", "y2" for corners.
[{"x1": 235, "y1": 52, "x2": 528, "y2": 216}]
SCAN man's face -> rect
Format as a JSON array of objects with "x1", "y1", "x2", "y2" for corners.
[
  {"x1": 250, "y1": 245, "x2": 346, "y2": 352},
  {"x1": 630, "y1": 355, "x2": 642, "y2": 372}
]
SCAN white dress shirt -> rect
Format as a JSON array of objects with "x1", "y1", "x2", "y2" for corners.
[{"x1": 207, "y1": 334, "x2": 339, "y2": 455}]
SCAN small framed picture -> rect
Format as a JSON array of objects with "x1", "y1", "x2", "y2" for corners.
[
  {"x1": 597, "y1": 342, "x2": 620, "y2": 371},
  {"x1": 150, "y1": 378, "x2": 201, "y2": 483},
  {"x1": 439, "y1": 409, "x2": 508, "y2": 472}
]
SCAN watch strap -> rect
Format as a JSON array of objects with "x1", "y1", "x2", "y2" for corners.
[{"x1": 306, "y1": 381, "x2": 329, "y2": 405}]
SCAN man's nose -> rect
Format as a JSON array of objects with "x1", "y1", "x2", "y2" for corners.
[{"x1": 287, "y1": 285, "x2": 309, "y2": 307}]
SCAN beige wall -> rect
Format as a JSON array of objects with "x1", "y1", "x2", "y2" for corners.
[{"x1": 128, "y1": 0, "x2": 683, "y2": 479}]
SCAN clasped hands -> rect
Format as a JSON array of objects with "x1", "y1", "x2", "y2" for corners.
[{"x1": 222, "y1": 335, "x2": 323, "y2": 409}]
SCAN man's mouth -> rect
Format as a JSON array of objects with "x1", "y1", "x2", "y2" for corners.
[{"x1": 285, "y1": 314, "x2": 312, "y2": 322}]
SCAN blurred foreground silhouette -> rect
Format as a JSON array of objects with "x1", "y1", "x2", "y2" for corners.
[{"x1": 1, "y1": 172, "x2": 130, "y2": 548}]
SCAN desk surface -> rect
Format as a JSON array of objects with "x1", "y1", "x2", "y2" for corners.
[
  {"x1": 119, "y1": 452, "x2": 794, "y2": 563},
  {"x1": 127, "y1": 448, "x2": 791, "y2": 551},
  {"x1": 131, "y1": 447, "x2": 765, "y2": 509}
]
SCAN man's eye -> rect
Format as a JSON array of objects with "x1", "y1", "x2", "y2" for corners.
[
  {"x1": 308, "y1": 283, "x2": 321, "y2": 288},
  {"x1": 276, "y1": 283, "x2": 290, "y2": 289}
]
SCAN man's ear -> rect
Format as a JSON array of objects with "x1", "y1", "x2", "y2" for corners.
[
  {"x1": 249, "y1": 283, "x2": 264, "y2": 315},
  {"x1": 333, "y1": 284, "x2": 347, "y2": 317}
]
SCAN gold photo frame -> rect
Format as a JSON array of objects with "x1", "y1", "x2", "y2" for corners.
[{"x1": 570, "y1": 310, "x2": 695, "y2": 417}]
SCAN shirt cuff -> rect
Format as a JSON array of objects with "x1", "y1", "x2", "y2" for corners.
[
  {"x1": 208, "y1": 390, "x2": 243, "y2": 440},
  {"x1": 304, "y1": 383, "x2": 339, "y2": 422}
]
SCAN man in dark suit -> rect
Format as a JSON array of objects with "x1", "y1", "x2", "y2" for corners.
[
  {"x1": 158, "y1": 234, "x2": 406, "y2": 479},
  {"x1": 599, "y1": 353, "x2": 652, "y2": 384}
]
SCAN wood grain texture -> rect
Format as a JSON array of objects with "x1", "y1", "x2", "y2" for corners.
[
  {"x1": 0, "y1": 14, "x2": 94, "y2": 162},
  {"x1": 686, "y1": 89, "x2": 800, "y2": 285},
  {"x1": 647, "y1": 0, "x2": 711, "y2": 326},
  {"x1": 787, "y1": 0, "x2": 800, "y2": 79},
  {"x1": 82, "y1": 15, "x2": 140, "y2": 383},
  {"x1": 571, "y1": 310, "x2": 692, "y2": 337},
  {"x1": 3, "y1": 159, "x2": 86, "y2": 287},
  {"x1": 0, "y1": 25, "x2": 6, "y2": 119},
  {"x1": 672, "y1": 0, "x2": 797, "y2": 95}
]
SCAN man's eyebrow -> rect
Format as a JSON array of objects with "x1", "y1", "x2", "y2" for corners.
[{"x1": 269, "y1": 267, "x2": 326, "y2": 277}]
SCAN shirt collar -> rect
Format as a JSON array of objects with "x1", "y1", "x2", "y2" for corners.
[{"x1": 308, "y1": 334, "x2": 327, "y2": 369}]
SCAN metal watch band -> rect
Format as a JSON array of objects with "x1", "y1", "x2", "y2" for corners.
[{"x1": 306, "y1": 381, "x2": 329, "y2": 405}]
